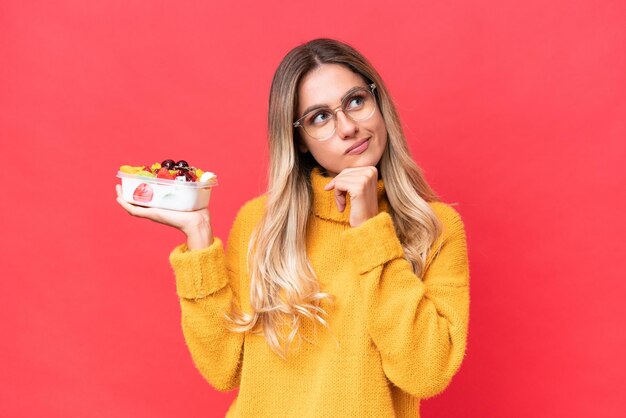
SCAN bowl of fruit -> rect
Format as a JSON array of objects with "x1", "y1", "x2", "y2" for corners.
[{"x1": 117, "y1": 159, "x2": 217, "y2": 211}]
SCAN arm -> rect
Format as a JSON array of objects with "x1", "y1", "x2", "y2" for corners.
[
  {"x1": 168, "y1": 208, "x2": 247, "y2": 392},
  {"x1": 342, "y1": 203, "x2": 470, "y2": 399}
]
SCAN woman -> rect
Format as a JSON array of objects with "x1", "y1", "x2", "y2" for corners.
[{"x1": 116, "y1": 38, "x2": 470, "y2": 418}]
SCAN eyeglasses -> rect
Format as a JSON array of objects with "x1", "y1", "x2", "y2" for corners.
[{"x1": 293, "y1": 83, "x2": 377, "y2": 141}]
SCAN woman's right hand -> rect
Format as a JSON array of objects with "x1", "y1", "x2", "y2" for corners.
[{"x1": 115, "y1": 184, "x2": 213, "y2": 250}]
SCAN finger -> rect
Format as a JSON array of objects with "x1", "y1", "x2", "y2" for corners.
[
  {"x1": 329, "y1": 177, "x2": 359, "y2": 195},
  {"x1": 116, "y1": 196, "x2": 149, "y2": 218},
  {"x1": 338, "y1": 170, "x2": 376, "y2": 185},
  {"x1": 115, "y1": 195, "x2": 136, "y2": 214},
  {"x1": 115, "y1": 185, "x2": 147, "y2": 216},
  {"x1": 335, "y1": 166, "x2": 378, "y2": 184},
  {"x1": 324, "y1": 179, "x2": 335, "y2": 191},
  {"x1": 334, "y1": 188, "x2": 346, "y2": 212}
]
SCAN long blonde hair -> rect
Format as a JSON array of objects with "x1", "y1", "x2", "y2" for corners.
[{"x1": 226, "y1": 39, "x2": 443, "y2": 359}]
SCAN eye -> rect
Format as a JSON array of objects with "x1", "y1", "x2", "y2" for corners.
[
  {"x1": 345, "y1": 93, "x2": 366, "y2": 110},
  {"x1": 308, "y1": 110, "x2": 332, "y2": 126}
]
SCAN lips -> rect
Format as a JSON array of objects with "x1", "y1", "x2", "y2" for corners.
[{"x1": 345, "y1": 138, "x2": 370, "y2": 154}]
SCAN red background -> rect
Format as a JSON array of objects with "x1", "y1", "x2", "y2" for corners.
[{"x1": 2, "y1": 0, "x2": 625, "y2": 417}]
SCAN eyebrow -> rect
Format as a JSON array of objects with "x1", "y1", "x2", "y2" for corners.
[{"x1": 299, "y1": 86, "x2": 366, "y2": 119}]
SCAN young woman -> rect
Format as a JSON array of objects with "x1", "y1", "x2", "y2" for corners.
[{"x1": 116, "y1": 38, "x2": 470, "y2": 418}]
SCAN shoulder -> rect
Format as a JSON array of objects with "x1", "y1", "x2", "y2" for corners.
[
  {"x1": 427, "y1": 201, "x2": 467, "y2": 240},
  {"x1": 428, "y1": 200, "x2": 463, "y2": 221},
  {"x1": 424, "y1": 201, "x2": 469, "y2": 273}
]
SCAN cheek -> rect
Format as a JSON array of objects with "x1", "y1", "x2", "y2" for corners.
[
  {"x1": 372, "y1": 114, "x2": 388, "y2": 144},
  {"x1": 306, "y1": 144, "x2": 344, "y2": 170},
  {"x1": 309, "y1": 144, "x2": 337, "y2": 161},
  {"x1": 380, "y1": 127, "x2": 388, "y2": 147}
]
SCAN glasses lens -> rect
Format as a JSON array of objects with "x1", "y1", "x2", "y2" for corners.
[
  {"x1": 343, "y1": 88, "x2": 376, "y2": 121},
  {"x1": 302, "y1": 109, "x2": 335, "y2": 140},
  {"x1": 301, "y1": 87, "x2": 376, "y2": 140}
]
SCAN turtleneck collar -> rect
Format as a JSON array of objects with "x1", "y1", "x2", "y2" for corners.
[{"x1": 310, "y1": 167, "x2": 389, "y2": 224}]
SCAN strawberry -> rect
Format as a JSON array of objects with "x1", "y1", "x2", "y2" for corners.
[
  {"x1": 133, "y1": 183, "x2": 153, "y2": 202},
  {"x1": 156, "y1": 167, "x2": 175, "y2": 180}
]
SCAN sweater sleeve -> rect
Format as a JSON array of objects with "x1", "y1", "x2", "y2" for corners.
[
  {"x1": 168, "y1": 207, "x2": 247, "y2": 392},
  {"x1": 342, "y1": 204, "x2": 470, "y2": 399}
]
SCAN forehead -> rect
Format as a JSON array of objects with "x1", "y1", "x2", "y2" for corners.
[{"x1": 297, "y1": 64, "x2": 366, "y2": 114}]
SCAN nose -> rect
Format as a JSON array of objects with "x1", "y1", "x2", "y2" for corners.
[{"x1": 335, "y1": 110, "x2": 358, "y2": 139}]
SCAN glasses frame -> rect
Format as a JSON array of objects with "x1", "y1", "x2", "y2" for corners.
[{"x1": 293, "y1": 83, "x2": 378, "y2": 141}]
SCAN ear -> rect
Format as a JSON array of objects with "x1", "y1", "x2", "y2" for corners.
[{"x1": 296, "y1": 136, "x2": 308, "y2": 153}]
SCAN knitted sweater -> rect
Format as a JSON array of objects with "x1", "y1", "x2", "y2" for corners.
[{"x1": 169, "y1": 168, "x2": 470, "y2": 418}]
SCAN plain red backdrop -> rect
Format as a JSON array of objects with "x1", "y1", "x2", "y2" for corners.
[{"x1": 1, "y1": 0, "x2": 625, "y2": 417}]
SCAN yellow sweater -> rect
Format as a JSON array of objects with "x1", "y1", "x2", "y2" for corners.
[{"x1": 169, "y1": 168, "x2": 470, "y2": 418}]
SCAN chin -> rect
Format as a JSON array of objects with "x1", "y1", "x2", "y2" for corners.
[{"x1": 352, "y1": 153, "x2": 384, "y2": 168}]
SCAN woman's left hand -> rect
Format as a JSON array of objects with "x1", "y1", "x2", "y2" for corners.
[{"x1": 324, "y1": 166, "x2": 379, "y2": 227}]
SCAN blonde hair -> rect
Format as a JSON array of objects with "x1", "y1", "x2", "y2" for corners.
[{"x1": 226, "y1": 39, "x2": 443, "y2": 359}]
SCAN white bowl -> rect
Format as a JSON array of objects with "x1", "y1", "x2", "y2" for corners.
[{"x1": 117, "y1": 171, "x2": 217, "y2": 211}]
